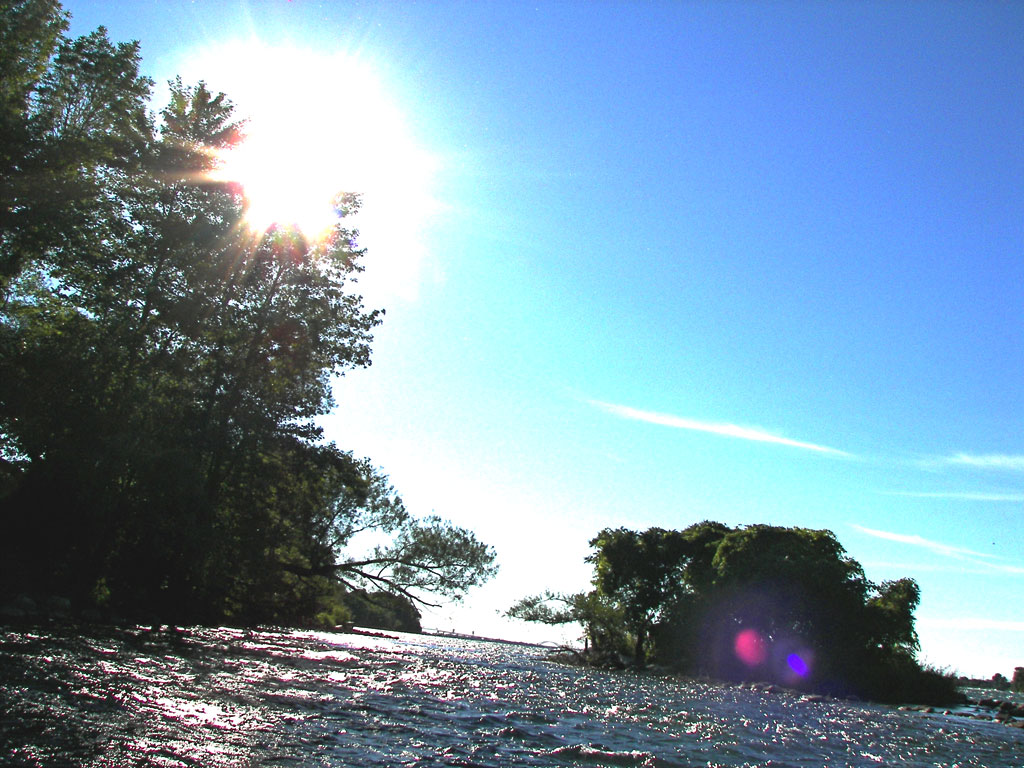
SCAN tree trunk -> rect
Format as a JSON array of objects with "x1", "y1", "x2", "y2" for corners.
[{"x1": 634, "y1": 625, "x2": 647, "y2": 668}]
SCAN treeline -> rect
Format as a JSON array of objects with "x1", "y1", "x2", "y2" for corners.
[
  {"x1": 0, "y1": 0, "x2": 495, "y2": 626},
  {"x1": 961, "y1": 669, "x2": 1024, "y2": 693},
  {"x1": 511, "y1": 522, "x2": 961, "y2": 704},
  {"x1": 344, "y1": 589, "x2": 423, "y2": 634}
]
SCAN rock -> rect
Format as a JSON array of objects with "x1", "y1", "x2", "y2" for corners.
[{"x1": 987, "y1": 700, "x2": 1024, "y2": 719}]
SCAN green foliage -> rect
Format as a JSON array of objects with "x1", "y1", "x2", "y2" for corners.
[
  {"x1": 586, "y1": 527, "x2": 691, "y2": 665},
  {"x1": 865, "y1": 577, "x2": 920, "y2": 655},
  {"x1": 515, "y1": 520, "x2": 958, "y2": 703},
  {"x1": 313, "y1": 600, "x2": 353, "y2": 632},
  {"x1": 699, "y1": 525, "x2": 873, "y2": 687},
  {"x1": 344, "y1": 589, "x2": 422, "y2": 634},
  {"x1": 0, "y1": 1, "x2": 496, "y2": 626},
  {"x1": 570, "y1": 591, "x2": 628, "y2": 658},
  {"x1": 507, "y1": 589, "x2": 628, "y2": 662},
  {"x1": 310, "y1": 583, "x2": 422, "y2": 634},
  {"x1": 1, "y1": 5, "x2": 152, "y2": 286},
  {"x1": 1013, "y1": 667, "x2": 1024, "y2": 693},
  {"x1": 507, "y1": 590, "x2": 581, "y2": 626}
]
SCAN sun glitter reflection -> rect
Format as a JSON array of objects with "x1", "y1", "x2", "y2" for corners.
[{"x1": 194, "y1": 41, "x2": 439, "y2": 280}]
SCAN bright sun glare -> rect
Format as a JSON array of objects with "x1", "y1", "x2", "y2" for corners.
[{"x1": 192, "y1": 42, "x2": 438, "y2": 271}]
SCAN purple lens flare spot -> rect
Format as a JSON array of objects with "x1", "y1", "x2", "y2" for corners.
[{"x1": 786, "y1": 653, "x2": 809, "y2": 677}]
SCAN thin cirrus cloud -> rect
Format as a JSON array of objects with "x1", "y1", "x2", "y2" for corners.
[
  {"x1": 851, "y1": 524, "x2": 1024, "y2": 575},
  {"x1": 588, "y1": 399, "x2": 851, "y2": 457},
  {"x1": 880, "y1": 490, "x2": 1024, "y2": 503},
  {"x1": 930, "y1": 453, "x2": 1024, "y2": 472},
  {"x1": 861, "y1": 560, "x2": 1013, "y2": 576}
]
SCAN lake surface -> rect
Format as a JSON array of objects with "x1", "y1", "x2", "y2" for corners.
[{"x1": 1, "y1": 625, "x2": 1021, "y2": 767}]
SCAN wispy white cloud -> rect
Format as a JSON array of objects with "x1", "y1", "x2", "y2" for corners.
[
  {"x1": 879, "y1": 490, "x2": 1024, "y2": 503},
  {"x1": 852, "y1": 524, "x2": 1024, "y2": 575},
  {"x1": 916, "y1": 617, "x2": 1024, "y2": 633},
  {"x1": 852, "y1": 524, "x2": 996, "y2": 559},
  {"x1": 588, "y1": 400, "x2": 850, "y2": 457},
  {"x1": 930, "y1": 453, "x2": 1024, "y2": 472},
  {"x1": 861, "y1": 561, "x2": 1010, "y2": 576}
]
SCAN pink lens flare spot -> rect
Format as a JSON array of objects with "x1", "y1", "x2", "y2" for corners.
[{"x1": 734, "y1": 628, "x2": 767, "y2": 667}]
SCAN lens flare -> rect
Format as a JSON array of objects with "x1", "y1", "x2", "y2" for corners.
[
  {"x1": 184, "y1": 40, "x2": 439, "y2": 299},
  {"x1": 734, "y1": 629, "x2": 767, "y2": 667},
  {"x1": 786, "y1": 653, "x2": 809, "y2": 677}
]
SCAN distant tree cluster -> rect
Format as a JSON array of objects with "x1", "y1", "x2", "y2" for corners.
[
  {"x1": 343, "y1": 589, "x2": 422, "y2": 634},
  {"x1": 990, "y1": 672, "x2": 1011, "y2": 691},
  {"x1": 510, "y1": 522, "x2": 959, "y2": 704},
  {"x1": 0, "y1": 0, "x2": 495, "y2": 626}
]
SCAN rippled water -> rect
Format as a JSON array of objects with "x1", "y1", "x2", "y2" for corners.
[{"x1": 1, "y1": 625, "x2": 1021, "y2": 767}]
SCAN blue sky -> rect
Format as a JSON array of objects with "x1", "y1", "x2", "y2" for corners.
[{"x1": 65, "y1": 1, "x2": 1023, "y2": 677}]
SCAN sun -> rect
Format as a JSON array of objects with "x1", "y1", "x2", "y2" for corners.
[
  {"x1": 216, "y1": 124, "x2": 341, "y2": 236},
  {"x1": 195, "y1": 42, "x2": 438, "y2": 247}
]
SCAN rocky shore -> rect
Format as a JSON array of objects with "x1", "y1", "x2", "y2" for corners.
[{"x1": 898, "y1": 696, "x2": 1024, "y2": 729}]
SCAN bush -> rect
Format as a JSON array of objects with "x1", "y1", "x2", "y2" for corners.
[{"x1": 858, "y1": 655, "x2": 963, "y2": 705}]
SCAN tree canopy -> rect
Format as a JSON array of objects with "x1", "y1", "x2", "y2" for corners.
[
  {"x1": 512, "y1": 521, "x2": 957, "y2": 704},
  {"x1": 0, "y1": 0, "x2": 496, "y2": 626},
  {"x1": 585, "y1": 527, "x2": 692, "y2": 665}
]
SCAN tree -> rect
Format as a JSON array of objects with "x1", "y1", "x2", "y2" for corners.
[
  {"x1": 0, "y1": 2, "x2": 496, "y2": 625},
  {"x1": 510, "y1": 522, "x2": 727, "y2": 666},
  {"x1": 1013, "y1": 667, "x2": 1024, "y2": 693},
  {"x1": 0, "y1": 0, "x2": 67, "y2": 282},
  {"x1": 587, "y1": 527, "x2": 693, "y2": 666},
  {"x1": 508, "y1": 590, "x2": 582, "y2": 626},
  {"x1": 514, "y1": 520, "x2": 957, "y2": 702},
  {"x1": 865, "y1": 578, "x2": 920, "y2": 657},
  {"x1": 342, "y1": 589, "x2": 422, "y2": 633},
  {"x1": 701, "y1": 525, "x2": 872, "y2": 685},
  {"x1": 1, "y1": 7, "x2": 152, "y2": 288},
  {"x1": 507, "y1": 590, "x2": 626, "y2": 658}
]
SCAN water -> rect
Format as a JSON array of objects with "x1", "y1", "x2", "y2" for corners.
[{"x1": 1, "y1": 625, "x2": 1021, "y2": 767}]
